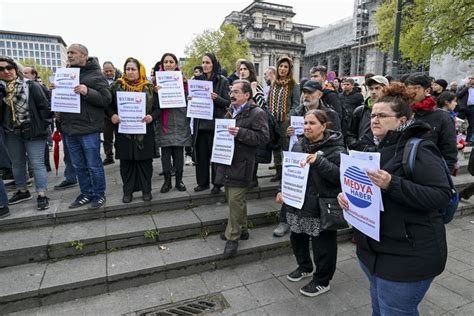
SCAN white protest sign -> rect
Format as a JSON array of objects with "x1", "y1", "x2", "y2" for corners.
[
  {"x1": 187, "y1": 79, "x2": 213, "y2": 120},
  {"x1": 211, "y1": 119, "x2": 236, "y2": 165},
  {"x1": 155, "y1": 71, "x2": 186, "y2": 108},
  {"x1": 117, "y1": 91, "x2": 146, "y2": 134},
  {"x1": 340, "y1": 153, "x2": 381, "y2": 241},
  {"x1": 282, "y1": 151, "x2": 310, "y2": 209},
  {"x1": 51, "y1": 68, "x2": 81, "y2": 113},
  {"x1": 289, "y1": 116, "x2": 305, "y2": 151}
]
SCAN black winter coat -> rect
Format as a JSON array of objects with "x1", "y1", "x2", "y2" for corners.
[
  {"x1": 289, "y1": 100, "x2": 341, "y2": 132},
  {"x1": 355, "y1": 121, "x2": 451, "y2": 282},
  {"x1": 285, "y1": 130, "x2": 345, "y2": 218},
  {"x1": 193, "y1": 75, "x2": 230, "y2": 132},
  {"x1": 414, "y1": 108, "x2": 457, "y2": 172},
  {"x1": 339, "y1": 90, "x2": 364, "y2": 115},
  {"x1": 456, "y1": 85, "x2": 472, "y2": 113},
  {"x1": 215, "y1": 102, "x2": 269, "y2": 187},
  {"x1": 107, "y1": 84, "x2": 159, "y2": 161},
  {"x1": 60, "y1": 58, "x2": 112, "y2": 136},
  {"x1": 345, "y1": 98, "x2": 376, "y2": 152}
]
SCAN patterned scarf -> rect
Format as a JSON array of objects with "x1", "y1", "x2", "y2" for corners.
[
  {"x1": 117, "y1": 58, "x2": 151, "y2": 93},
  {"x1": 5, "y1": 78, "x2": 29, "y2": 127},
  {"x1": 268, "y1": 78, "x2": 290, "y2": 122}
]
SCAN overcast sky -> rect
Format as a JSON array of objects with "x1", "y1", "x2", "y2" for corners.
[{"x1": 0, "y1": 0, "x2": 355, "y2": 70}]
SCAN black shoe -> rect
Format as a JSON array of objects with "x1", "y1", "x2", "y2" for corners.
[
  {"x1": 37, "y1": 196, "x2": 50, "y2": 211},
  {"x1": 194, "y1": 185, "x2": 210, "y2": 192},
  {"x1": 223, "y1": 240, "x2": 238, "y2": 256},
  {"x1": 89, "y1": 196, "x2": 106, "y2": 209},
  {"x1": 160, "y1": 173, "x2": 172, "y2": 193},
  {"x1": 175, "y1": 171, "x2": 186, "y2": 191},
  {"x1": 102, "y1": 158, "x2": 115, "y2": 166},
  {"x1": 54, "y1": 180, "x2": 78, "y2": 190},
  {"x1": 220, "y1": 231, "x2": 249, "y2": 241},
  {"x1": 300, "y1": 281, "x2": 330, "y2": 297},
  {"x1": 0, "y1": 206, "x2": 10, "y2": 218},
  {"x1": 287, "y1": 268, "x2": 314, "y2": 282},
  {"x1": 211, "y1": 186, "x2": 222, "y2": 194},
  {"x1": 69, "y1": 194, "x2": 92, "y2": 209},
  {"x1": 142, "y1": 192, "x2": 152, "y2": 201},
  {"x1": 122, "y1": 194, "x2": 133, "y2": 204},
  {"x1": 8, "y1": 190, "x2": 32, "y2": 205}
]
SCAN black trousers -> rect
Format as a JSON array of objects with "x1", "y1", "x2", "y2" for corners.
[
  {"x1": 161, "y1": 146, "x2": 184, "y2": 174},
  {"x1": 120, "y1": 159, "x2": 153, "y2": 195},
  {"x1": 195, "y1": 130, "x2": 216, "y2": 187},
  {"x1": 290, "y1": 230, "x2": 338, "y2": 286},
  {"x1": 466, "y1": 106, "x2": 474, "y2": 142},
  {"x1": 103, "y1": 118, "x2": 115, "y2": 159}
]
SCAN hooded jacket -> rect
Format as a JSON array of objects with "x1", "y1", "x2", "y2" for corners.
[
  {"x1": 355, "y1": 120, "x2": 451, "y2": 282},
  {"x1": 60, "y1": 58, "x2": 111, "y2": 136}
]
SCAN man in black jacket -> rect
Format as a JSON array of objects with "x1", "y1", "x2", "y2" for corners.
[
  {"x1": 54, "y1": 44, "x2": 112, "y2": 209},
  {"x1": 339, "y1": 78, "x2": 364, "y2": 116},
  {"x1": 345, "y1": 75, "x2": 388, "y2": 151},
  {"x1": 215, "y1": 80, "x2": 269, "y2": 256},
  {"x1": 102, "y1": 61, "x2": 120, "y2": 165}
]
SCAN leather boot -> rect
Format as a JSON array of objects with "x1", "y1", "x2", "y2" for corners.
[
  {"x1": 175, "y1": 171, "x2": 186, "y2": 191},
  {"x1": 160, "y1": 173, "x2": 172, "y2": 193},
  {"x1": 460, "y1": 183, "x2": 474, "y2": 200},
  {"x1": 270, "y1": 165, "x2": 282, "y2": 182}
]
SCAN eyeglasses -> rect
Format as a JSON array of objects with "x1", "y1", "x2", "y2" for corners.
[
  {"x1": 370, "y1": 113, "x2": 397, "y2": 119},
  {"x1": 0, "y1": 65, "x2": 14, "y2": 72}
]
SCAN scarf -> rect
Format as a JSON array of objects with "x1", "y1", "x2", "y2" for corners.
[
  {"x1": 5, "y1": 78, "x2": 29, "y2": 127},
  {"x1": 268, "y1": 78, "x2": 291, "y2": 122},
  {"x1": 117, "y1": 58, "x2": 151, "y2": 93},
  {"x1": 158, "y1": 65, "x2": 188, "y2": 133},
  {"x1": 411, "y1": 95, "x2": 436, "y2": 112}
]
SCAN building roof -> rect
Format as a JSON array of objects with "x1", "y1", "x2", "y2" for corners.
[{"x1": 0, "y1": 30, "x2": 67, "y2": 46}]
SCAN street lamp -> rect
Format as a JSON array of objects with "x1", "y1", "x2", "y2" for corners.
[{"x1": 391, "y1": 0, "x2": 402, "y2": 79}]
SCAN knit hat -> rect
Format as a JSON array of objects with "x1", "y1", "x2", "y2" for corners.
[{"x1": 434, "y1": 79, "x2": 448, "y2": 90}]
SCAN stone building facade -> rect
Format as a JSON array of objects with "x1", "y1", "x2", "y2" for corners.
[
  {"x1": 303, "y1": 0, "x2": 387, "y2": 78},
  {"x1": 223, "y1": 0, "x2": 317, "y2": 80}
]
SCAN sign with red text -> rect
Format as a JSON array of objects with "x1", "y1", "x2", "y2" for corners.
[{"x1": 340, "y1": 153, "x2": 381, "y2": 241}]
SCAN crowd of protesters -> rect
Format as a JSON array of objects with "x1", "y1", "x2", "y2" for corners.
[{"x1": 1, "y1": 44, "x2": 473, "y2": 313}]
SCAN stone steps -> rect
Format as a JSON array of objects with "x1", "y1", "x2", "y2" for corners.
[{"x1": 0, "y1": 198, "x2": 283, "y2": 268}]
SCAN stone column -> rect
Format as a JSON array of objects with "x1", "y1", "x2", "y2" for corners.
[
  {"x1": 350, "y1": 49, "x2": 358, "y2": 76},
  {"x1": 293, "y1": 56, "x2": 301, "y2": 81},
  {"x1": 327, "y1": 56, "x2": 333, "y2": 72},
  {"x1": 261, "y1": 52, "x2": 270, "y2": 79},
  {"x1": 338, "y1": 53, "x2": 344, "y2": 77}
]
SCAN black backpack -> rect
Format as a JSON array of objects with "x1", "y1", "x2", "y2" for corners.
[{"x1": 402, "y1": 138, "x2": 459, "y2": 224}]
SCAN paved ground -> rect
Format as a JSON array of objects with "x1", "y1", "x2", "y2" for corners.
[{"x1": 6, "y1": 213, "x2": 474, "y2": 316}]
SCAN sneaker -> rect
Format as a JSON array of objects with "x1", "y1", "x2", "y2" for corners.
[
  {"x1": 8, "y1": 190, "x2": 32, "y2": 205},
  {"x1": 69, "y1": 194, "x2": 92, "y2": 209},
  {"x1": 37, "y1": 196, "x2": 50, "y2": 211},
  {"x1": 185, "y1": 156, "x2": 193, "y2": 166},
  {"x1": 0, "y1": 206, "x2": 10, "y2": 218},
  {"x1": 273, "y1": 223, "x2": 290, "y2": 237},
  {"x1": 300, "y1": 281, "x2": 330, "y2": 297},
  {"x1": 89, "y1": 196, "x2": 106, "y2": 209},
  {"x1": 54, "y1": 180, "x2": 78, "y2": 190},
  {"x1": 287, "y1": 268, "x2": 314, "y2": 282}
]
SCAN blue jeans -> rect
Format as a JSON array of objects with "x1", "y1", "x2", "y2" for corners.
[
  {"x1": 62, "y1": 132, "x2": 77, "y2": 183},
  {"x1": 359, "y1": 261, "x2": 433, "y2": 316},
  {"x1": 63, "y1": 133, "x2": 105, "y2": 198},
  {"x1": 0, "y1": 176, "x2": 7, "y2": 207},
  {"x1": 4, "y1": 132, "x2": 48, "y2": 192}
]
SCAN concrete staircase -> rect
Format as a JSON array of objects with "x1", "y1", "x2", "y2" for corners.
[{"x1": 1, "y1": 148, "x2": 473, "y2": 314}]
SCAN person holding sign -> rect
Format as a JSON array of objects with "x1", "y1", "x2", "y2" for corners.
[
  {"x1": 107, "y1": 57, "x2": 158, "y2": 203},
  {"x1": 154, "y1": 53, "x2": 191, "y2": 193},
  {"x1": 214, "y1": 80, "x2": 269, "y2": 256},
  {"x1": 53, "y1": 44, "x2": 111, "y2": 210},
  {"x1": 337, "y1": 83, "x2": 452, "y2": 315},
  {"x1": 276, "y1": 109, "x2": 345, "y2": 297},
  {"x1": 191, "y1": 53, "x2": 230, "y2": 193},
  {"x1": 0, "y1": 57, "x2": 51, "y2": 211}
]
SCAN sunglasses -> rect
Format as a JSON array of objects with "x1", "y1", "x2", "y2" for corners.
[{"x1": 0, "y1": 65, "x2": 14, "y2": 72}]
